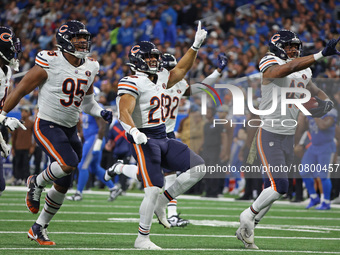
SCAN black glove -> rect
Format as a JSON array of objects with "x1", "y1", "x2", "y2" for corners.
[
  {"x1": 309, "y1": 96, "x2": 334, "y2": 118},
  {"x1": 100, "y1": 110, "x2": 113, "y2": 123},
  {"x1": 322, "y1": 37, "x2": 340, "y2": 57}
]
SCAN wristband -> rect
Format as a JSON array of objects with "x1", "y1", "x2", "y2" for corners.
[
  {"x1": 191, "y1": 45, "x2": 199, "y2": 51},
  {"x1": 313, "y1": 51, "x2": 323, "y2": 61}
]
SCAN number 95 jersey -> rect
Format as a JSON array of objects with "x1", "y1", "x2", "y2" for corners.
[{"x1": 35, "y1": 50, "x2": 99, "y2": 128}]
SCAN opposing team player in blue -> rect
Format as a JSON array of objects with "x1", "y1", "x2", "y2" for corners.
[
  {"x1": 236, "y1": 30, "x2": 340, "y2": 249},
  {"x1": 106, "y1": 52, "x2": 228, "y2": 227},
  {"x1": 67, "y1": 89, "x2": 122, "y2": 202},
  {"x1": 116, "y1": 22, "x2": 207, "y2": 249},
  {"x1": 300, "y1": 106, "x2": 337, "y2": 210},
  {"x1": 0, "y1": 26, "x2": 26, "y2": 196},
  {"x1": 1, "y1": 21, "x2": 112, "y2": 245}
]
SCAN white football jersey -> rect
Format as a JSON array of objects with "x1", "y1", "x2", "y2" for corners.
[
  {"x1": 117, "y1": 70, "x2": 169, "y2": 129},
  {"x1": 35, "y1": 50, "x2": 99, "y2": 128},
  {"x1": 0, "y1": 65, "x2": 11, "y2": 112},
  {"x1": 164, "y1": 79, "x2": 188, "y2": 133},
  {"x1": 259, "y1": 53, "x2": 312, "y2": 135}
]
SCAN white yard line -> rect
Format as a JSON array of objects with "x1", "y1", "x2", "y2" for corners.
[
  {"x1": 1, "y1": 230, "x2": 340, "y2": 240},
  {"x1": 0, "y1": 247, "x2": 339, "y2": 254}
]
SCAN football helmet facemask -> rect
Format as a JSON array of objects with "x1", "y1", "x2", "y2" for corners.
[
  {"x1": 269, "y1": 30, "x2": 302, "y2": 60},
  {"x1": 56, "y1": 20, "x2": 91, "y2": 59},
  {"x1": 161, "y1": 53, "x2": 177, "y2": 70},
  {"x1": 0, "y1": 26, "x2": 21, "y2": 71},
  {"x1": 127, "y1": 41, "x2": 161, "y2": 74}
]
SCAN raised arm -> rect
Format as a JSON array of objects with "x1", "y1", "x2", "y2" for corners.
[{"x1": 167, "y1": 21, "x2": 207, "y2": 88}]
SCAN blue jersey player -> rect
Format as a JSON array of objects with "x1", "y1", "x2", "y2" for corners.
[
  {"x1": 66, "y1": 107, "x2": 122, "y2": 202},
  {"x1": 236, "y1": 30, "x2": 340, "y2": 249},
  {"x1": 300, "y1": 108, "x2": 337, "y2": 210}
]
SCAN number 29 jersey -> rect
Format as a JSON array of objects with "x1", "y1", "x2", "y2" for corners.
[
  {"x1": 117, "y1": 70, "x2": 169, "y2": 129},
  {"x1": 35, "y1": 50, "x2": 99, "y2": 128}
]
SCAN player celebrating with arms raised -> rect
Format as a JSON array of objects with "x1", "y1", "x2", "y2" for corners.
[
  {"x1": 236, "y1": 30, "x2": 340, "y2": 249},
  {"x1": 1, "y1": 20, "x2": 112, "y2": 245},
  {"x1": 117, "y1": 22, "x2": 207, "y2": 249}
]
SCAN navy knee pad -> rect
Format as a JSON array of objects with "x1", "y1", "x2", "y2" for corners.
[{"x1": 275, "y1": 178, "x2": 289, "y2": 194}]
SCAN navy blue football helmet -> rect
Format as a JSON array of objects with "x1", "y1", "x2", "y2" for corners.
[
  {"x1": 56, "y1": 20, "x2": 91, "y2": 59},
  {"x1": 127, "y1": 41, "x2": 161, "y2": 74},
  {"x1": 269, "y1": 30, "x2": 302, "y2": 60},
  {"x1": 161, "y1": 53, "x2": 177, "y2": 70},
  {"x1": 0, "y1": 26, "x2": 21, "y2": 70}
]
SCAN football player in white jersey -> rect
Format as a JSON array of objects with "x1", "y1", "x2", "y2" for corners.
[
  {"x1": 105, "y1": 52, "x2": 228, "y2": 228},
  {"x1": 1, "y1": 20, "x2": 112, "y2": 245},
  {"x1": 236, "y1": 30, "x2": 340, "y2": 249},
  {"x1": 0, "y1": 26, "x2": 25, "y2": 196},
  {"x1": 113, "y1": 22, "x2": 207, "y2": 249}
]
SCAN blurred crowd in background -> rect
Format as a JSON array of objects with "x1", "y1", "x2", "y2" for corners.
[{"x1": 1, "y1": 0, "x2": 340, "y2": 201}]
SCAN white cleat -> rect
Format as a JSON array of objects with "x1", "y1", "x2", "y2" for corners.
[
  {"x1": 235, "y1": 227, "x2": 259, "y2": 249},
  {"x1": 154, "y1": 200, "x2": 171, "y2": 229},
  {"x1": 134, "y1": 236, "x2": 162, "y2": 250}
]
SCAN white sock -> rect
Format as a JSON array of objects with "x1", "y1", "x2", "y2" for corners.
[
  {"x1": 138, "y1": 186, "x2": 161, "y2": 236},
  {"x1": 254, "y1": 204, "x2": 272, "y2": 225},
  {"x1": 36, "y1": 185, "x2": 65, "y2": 226},
  {"x1": 166, "y1": 164, "x2": 205, "y2": 198},
  {"x1": 251, "y1": 187, "x2": 281, "y2": 215},
  {"x1": 320, "y1": 193, "x2": 324, "y2": 203},
  {"x1": 36, "y1": 162, "x2": 68, "y2": 187},
  {"x1": 164, "y1": 174, "x2": 178, "y2": 217},
  {"x1": 122, "y1": 165, "x2": 139, "y2": 181},
  {"x1": 310, "y1": 193, "x2": 318, "y2": 199}
]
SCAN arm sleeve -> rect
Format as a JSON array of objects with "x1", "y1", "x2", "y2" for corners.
[
  {"x1": 81, "y1": 93, "x2": 103, "y2": 117},
  {"x1": 190, "y1": 69, "x2": 221, "y2": 95}
]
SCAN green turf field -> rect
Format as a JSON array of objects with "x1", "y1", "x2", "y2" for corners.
[{"x1": 1, "y1": 187, "x2": 340, "y2": 255}]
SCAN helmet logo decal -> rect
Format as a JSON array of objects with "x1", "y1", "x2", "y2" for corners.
[
  {"x1": 0, "y1": 32, "x2": 11, "y2": 42},
  {"x1": 271, "y1": 34, "x2": 280, "y2": 43},
  {"x1": 131, "y1": 45, "x2": 140, "y2": 54},
  {"x1": 59, "y1": 25, "x2": 68, "y2": 33}
]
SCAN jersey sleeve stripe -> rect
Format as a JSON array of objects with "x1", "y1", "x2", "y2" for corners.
[
  {"x1": 35, "y1": 58, "x2": 49, "y2": 67},
  {"x1": 36, "y1": 55, "x2": 48, "y2": 63},
  {"x1": 118, "y1": 84, "x2": 138, "y2": 91},
  {"x1": 118, "y1": 88, "x2": 139, "y2": 96},
  {"x1": 120, "y1": 80, "x2": 137, "y2": 86},
  {"x1": 259, "y1": 57, "x2": 275, "y2": 67},
  {"x1": 259, "y1": 60, "x2": 278, "y2": 72}
]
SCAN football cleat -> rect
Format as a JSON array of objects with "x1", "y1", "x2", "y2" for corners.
[
  {"x1": 108, "y1": 187, "x2": 123, "y2": 202},
  {"x1": 235, "y1": 227, "x2": 259, "y2": 249},
  {"x1": 28, "y1": 223, "x2": 56, "y2": 245},
  {"x1": 306, "y1": 196, "x2": 320, "y2": 209},
  {"x1": 66, "y1": 192, "x2": 82, "y2": 201},
  {"x1": 26, "y1": 175, "x2": 44, "y2": 214},
  {"x1": 104, "y1": 160, "x2": 123, "y2": 181},
  {"x1": 168, "y1": 214, "x2": 189, "y2": 227},
  {"x1": 134, "y1": 235, "x2": 162, "y2": 250},
  {"x1": 315, "y1": 202, "x2": 331, "y2": 210},
  {"x1": 154, "y1": 198, "x2": 171, "y2": 229}
]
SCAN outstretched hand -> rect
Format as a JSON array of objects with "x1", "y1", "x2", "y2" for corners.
[
  {"x1": 192, "y1": 21, "x2": 207, "y2": 50},
  {"x1": 217, "y1": 53, "x2": 228, "y2": 71},
  {"x1": 322, "y1": 37, "x2": 340, "y2": 57}
]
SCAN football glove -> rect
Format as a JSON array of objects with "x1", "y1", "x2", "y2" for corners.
[
  {"x1": 192, "y1": 21, "x2": 207, "y2": 50},
  {"x1": 322, "y1": 36, "x2": 340, "y2": 57},
  {"x1": 0, "y1": 115, "x2": 26, "y2": 131},
  {"x1": 309, "y1": 96, "x2": 334, "y2": 118},
  {"x1": 100, "y1": 110, "x2": 113, "y2": 124},
  {"x1": 0, "y1": 137, "x2": 9, "y2": 158},
  {"x1": 129, "y1": 127, "x2": 147, "y2": 145},
  {"x1": 217, "y1": 53, "x2": 228, "y2": 71}
]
